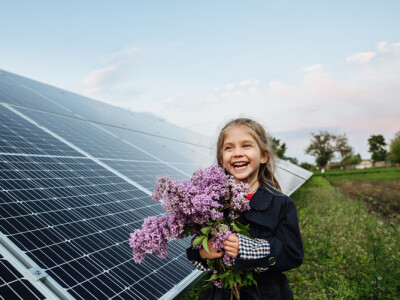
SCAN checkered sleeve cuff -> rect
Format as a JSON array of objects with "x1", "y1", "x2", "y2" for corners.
[
  {"x1": 238, "y1": 233, "x2": 271, "y2": 259},
  {"x1": 191, "y1": 260, "x2": 210, "y2": 271}
]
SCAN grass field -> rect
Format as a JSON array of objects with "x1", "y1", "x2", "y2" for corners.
[
  {"x1": 318, "y1": 167, "x2": 400, "y2": 223},
  {"x1": 182, "y1": 169, "x2": 400, "y2": 299},
  {"x1": 288, "y1": 174, "x2": 400, "y2": 299}
]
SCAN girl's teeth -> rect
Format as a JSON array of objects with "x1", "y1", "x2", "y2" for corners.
[{"x1": 234, "y1": 163, "x2": 247, "y2": 169}]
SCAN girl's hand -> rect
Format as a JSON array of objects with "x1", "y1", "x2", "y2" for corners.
[
  {"x1": 199, "y1": 239, "x2": 224, "y2": 260},
  {"x1": 224, "y1": 234, "x2": 239, "y2": 258}
]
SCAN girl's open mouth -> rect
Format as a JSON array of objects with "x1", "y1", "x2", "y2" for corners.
[{"x1": 232, "y1": 162, "x2": 249, "y2": 170}]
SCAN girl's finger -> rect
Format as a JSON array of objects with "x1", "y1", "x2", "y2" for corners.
[
  {"x1": 224, "y1": 238, "x2": 238, "y2": 248},
  {"x1": 227, "y1": 235, "x2": 238, "y2": 242}
]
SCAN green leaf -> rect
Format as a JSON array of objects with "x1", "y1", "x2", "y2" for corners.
[
  {"x1": 200, "y1": 227, "x2": 211, "y2": 235},
  {"x1": 206, "y1": 274, "x2": 218, "y2": 281},
  {"x1": 218, "y1": 225, "x2": 228, "y2": 231},
  {"x1": 202, "y1": 236, "x2": 210, "y2": 253},
  {"x1": 192, "y1": 235, "x2": 205, "y2": 245},
  {"x1": 227, "y1": 275, "x2": 234, "y2": 288},
  {"x1": 234, "y1": 272, "x2": 242, "y2": 284},
  {"x1": 224, "y1": 279, "x2": 229, "y2": 289},
  {"x1": 231, "y1": 222, "x2": 241, "y2": 232},
  {"x1": 248, "y1": 272, "x2": 254, "y2": 280}
]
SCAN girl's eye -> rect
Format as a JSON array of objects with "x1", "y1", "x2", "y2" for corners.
[
  {"x1": 224, "y1": 146, "x2": 232, "y2": 151},
  {"x1": 243, "y1": 144, "x2": 251, "y2": 148}
]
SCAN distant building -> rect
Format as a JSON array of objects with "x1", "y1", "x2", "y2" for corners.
[
  {"x1": 374, "y1": 161, "x2": 387, "y2": 168},
  {"x1": 355, "y1": 160, "x2": 373, "y2": 169}
]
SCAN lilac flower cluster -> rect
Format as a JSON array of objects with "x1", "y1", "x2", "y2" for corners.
[
  {"x1": 129, "y1": 164, "x2": 251, "y2": 281},
  {"x1": 129, "y1": 211, "x2": 186, "y2": 264}
]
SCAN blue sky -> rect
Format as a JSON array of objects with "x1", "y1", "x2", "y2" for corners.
[{"x1": 1, "y1": 1, "x2": 400, "y2": 163}]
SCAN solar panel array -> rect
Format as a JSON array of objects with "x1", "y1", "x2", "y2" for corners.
[{"x1": 0, "y1": 69, "x2": 312, "y2": 300}]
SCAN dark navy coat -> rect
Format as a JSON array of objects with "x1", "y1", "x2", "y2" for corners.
[{"x1": 187, "y1": 184, "x2": 304, "y2": 299}]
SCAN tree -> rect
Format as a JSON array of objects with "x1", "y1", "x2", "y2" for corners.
[
  {"x1": 389, "y1": 131, "x2": 400, "y2": 163},
  {"x1": 368, "y1": 135, "x2": 387, "y2": 162},
  {"x1": 299, "y1": 162, "x2": 314, "y2": 171},
  {"x1": 305, "y1": 131, "x2": 353, "y2": 168},
  {"x1": 341, "y1": 153, "x2": 362, "y2": 166},
  {"x1": 305, "y1": 131, "x2": 336, "y2": 168},
  {"x1": 335, "y1": 134, "x2": 353, "y2": 161},
  {"x1": 269, "y1": 136, "x2": 299, "y2": 164},
  {"x1": 269, "y1": 136, "x2": 287, "y2": 159}
]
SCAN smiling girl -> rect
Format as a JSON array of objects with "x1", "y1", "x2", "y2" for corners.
[{"x1": 186, "y1": 118, "x2": 304, "y2": 299}]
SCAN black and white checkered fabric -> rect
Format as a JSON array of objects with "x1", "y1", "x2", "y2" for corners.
[
  {"x1": 190, "y1": 234, "x2": 270, "y2": 273},
  {"x1": 237, "y1": 233, "x2": 270, "y2": 259},
  {"x1": 237, "y1": 233, "x2": 270, "y2": 272},
  {"x1": 192, "y1": 259, "x2": 210, "y2": 271}
]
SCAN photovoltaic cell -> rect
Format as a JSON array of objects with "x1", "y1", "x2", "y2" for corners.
[
  {"x1": 0, "y1": 105, "x2": 83, "y2": 157},
  {"x1": 100, "y1": 160, "x2": 193, "y2": 191},
  {"x1": 0, "y1": 72, "x2": 74, "y2": 116},
  {"x1": 18, "y1": 107, "x2": 158, "y2": 162},
  {"x1": 168, "y1": 163, "x2": 208, "y2": 177},
  {"x1": 0, "y1": 154, "x2": 193, "y2": 299},
  {"x1": 103, "y1": 125, "x2": 211, "y2": 164}
]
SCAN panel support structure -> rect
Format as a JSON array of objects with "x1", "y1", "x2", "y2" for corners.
[{"x1": 0, "y1": 232, "x2": 75, "y2": 300}]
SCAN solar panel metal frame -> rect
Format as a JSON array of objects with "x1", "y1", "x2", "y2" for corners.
[{"x1": 0, "y1": 232, "x2": 73, "y2": 299}]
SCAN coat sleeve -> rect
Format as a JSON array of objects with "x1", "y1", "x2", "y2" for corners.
[
  {"x1": 186, "y1": 246, "x2": 210, "y2": 271},
  {"x1": 234, "y1": 197, "x2": 304, "y2": 272}
]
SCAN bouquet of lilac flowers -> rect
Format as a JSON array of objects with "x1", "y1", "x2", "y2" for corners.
[{"x1": 129, "y1": 164, "x2": 257, "y2": 299}]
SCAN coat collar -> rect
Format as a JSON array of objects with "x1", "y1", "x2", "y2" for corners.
[{"x1": 249, "y1": 184, "x2": 274, "y2": 210}]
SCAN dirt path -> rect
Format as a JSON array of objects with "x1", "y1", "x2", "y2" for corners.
[{"x1": 331, "y1": 179, "x2": 400, "y2": 223}]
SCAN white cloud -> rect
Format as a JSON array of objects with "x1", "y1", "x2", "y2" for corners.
[
  {"x1": 346, "y1": 52, "x2": 376, "y2": 64},
  {"x1": 224, "y1": 83, "x2": 236, "y2": 90},
  {"x1": 107, "y1": 46, "x2": 139, "y2": 63},
  {"x1": 377, "y1": 41, "x2": 388, "y2": 52},
  {"x1": 153, "y1": 95, "x2": 183, "y2": 112},
  {"x1": 239, "y1": 79, "x2": 259, "y2": 87},
  {"x1": 303, "y1": 64, "x2": 322, "y2": 72},
  {"x1": 82, "y1": 46, "x2": 139, "y2": 95},
  {"x1": 82, "y1": 64, "x2": 118, "y2": 93}
]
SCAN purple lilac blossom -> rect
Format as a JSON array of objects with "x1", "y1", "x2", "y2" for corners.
[
  {"x1": 130, "y1": 164, "x2": 251, "y2": 287},
  {"x1": 223, "y1": 253, "x2": 234, "y2": 266},
  {"x1": 212, "y1": 224, "x2": 232, "y2": 251}
]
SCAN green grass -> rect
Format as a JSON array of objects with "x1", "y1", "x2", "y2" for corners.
[
  {"x1": 288, "y1": 177, "x2": 400, "y2": 299},
  {"x1": 313, "y1": 167, "x2": 400, "y2": 184}
]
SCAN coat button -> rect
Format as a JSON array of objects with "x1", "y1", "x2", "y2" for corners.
[{"x1": 269, "y1": 256, "x2": 276, "y2": 266}]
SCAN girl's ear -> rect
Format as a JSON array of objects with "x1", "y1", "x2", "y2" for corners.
[{"x1": 260, "y1": 153, "x2": 268, "y2": 164}]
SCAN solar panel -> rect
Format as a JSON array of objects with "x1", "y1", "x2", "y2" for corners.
[
  {"x1": 1, "y1": 70, "x2": 211, "y2": 148},
  {"x1": 276, "y1": 159, "x2": 312, "y2": 196},
  {"x1": 0, "y1": 105, "x2": 83, "y2": 157},
  {"x1": 0, "y1": 73, "x2": 75, "y2": 116},
  {"x1": 0, "y1": 69, "x2": 312, "y2": 299},
  {"x1": 0, "y1": 153, "x2": 194, "y2": 299}
]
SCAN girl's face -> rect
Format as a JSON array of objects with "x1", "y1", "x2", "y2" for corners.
[{"x1": 221, "y1": 125, "x2": 267, "y2": 186}]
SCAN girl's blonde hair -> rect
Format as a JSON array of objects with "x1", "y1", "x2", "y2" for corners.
[{"x1": 216, "y1": 118, "x2": 282, "y2": 192}]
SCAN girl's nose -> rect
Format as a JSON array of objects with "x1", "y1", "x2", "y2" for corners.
[{"x1": 233, "y1": 148, "x2": 243, "y2": 156}]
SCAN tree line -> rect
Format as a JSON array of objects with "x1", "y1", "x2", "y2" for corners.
[
  {"x1": 304, "y1": 131, "x2": 400, "y2": 169},
  {"x1": 271, "y1": 131, "x2": 400, "y2": 170}
]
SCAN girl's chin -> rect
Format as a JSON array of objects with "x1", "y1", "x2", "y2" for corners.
[{"x1": 234, "y1": 176, "x2": 248, "y2": 184}]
